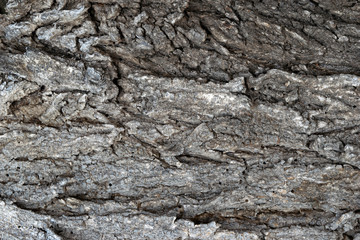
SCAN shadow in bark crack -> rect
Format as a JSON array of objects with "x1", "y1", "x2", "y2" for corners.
[{"x1": 0, "y1": 0, "x2": 7, "y2": 14}]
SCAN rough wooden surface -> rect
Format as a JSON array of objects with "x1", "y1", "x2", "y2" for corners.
[{"x1": 0, "y1": 0, "x2": 360, "y2": 239}]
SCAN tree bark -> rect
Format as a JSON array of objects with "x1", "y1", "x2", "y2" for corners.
[{"x1": 0, "y1": 0, "x2": 360, "y2": 239}]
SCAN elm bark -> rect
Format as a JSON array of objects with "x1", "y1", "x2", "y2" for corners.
[{"x1": 0, "y1": 0, "x2": 360, "y2": 239}]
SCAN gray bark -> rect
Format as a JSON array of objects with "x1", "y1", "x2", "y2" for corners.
[{"x1": 0, "y1": 0, "x2": 360, "y2": 239}]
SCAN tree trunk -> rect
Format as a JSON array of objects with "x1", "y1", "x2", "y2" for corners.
[{"x1": 0, "y1": 0, "x2": 360, "y2": 239}]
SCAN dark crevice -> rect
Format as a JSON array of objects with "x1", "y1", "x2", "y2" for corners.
[
  {"x1": 0, "y1": 0, "x2": 7, "y2": 14},
  {"x1": 88, "y1": 4, "x2": 99, "y2": 33}
]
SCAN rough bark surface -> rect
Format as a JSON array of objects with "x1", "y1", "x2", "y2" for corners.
[{"x1": 0, "y1": 0, "x2": 360, "y2": 239}]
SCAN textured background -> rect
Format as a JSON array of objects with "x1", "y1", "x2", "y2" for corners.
[{"x1": 0, "y1": 0, "x2": 360, "y2": 239}]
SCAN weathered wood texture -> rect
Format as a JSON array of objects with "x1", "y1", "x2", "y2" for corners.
[{"x1": 0, "y1": 0, "x2": 360, "y2": 239}]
